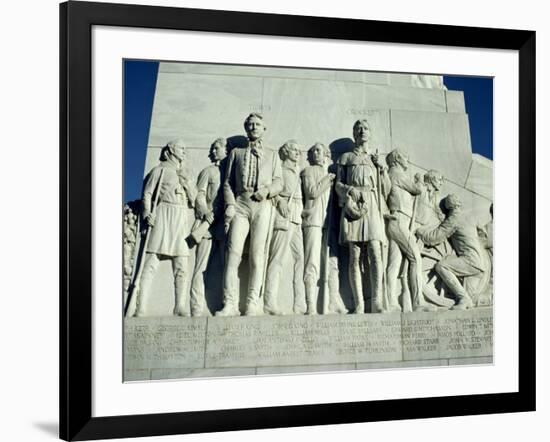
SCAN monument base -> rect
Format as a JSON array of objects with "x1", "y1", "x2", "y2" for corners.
[{"x1": 124, "y1": 308, "x2": 493, "y2": 381}]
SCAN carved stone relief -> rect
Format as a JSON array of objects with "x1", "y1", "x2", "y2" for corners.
[{"x1": 124, "y1": 116, "x2": 493, "y2": 319}]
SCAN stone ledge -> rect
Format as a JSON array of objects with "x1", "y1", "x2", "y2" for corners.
[{"x1": 124, "y1": 308, "x2": 492, "y2": 380}]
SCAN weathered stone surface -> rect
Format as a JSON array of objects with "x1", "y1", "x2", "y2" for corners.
[
  {"x1": 402, "y1": 313, "x2": 440, "y2": 361},
  {"x1": 402, "y1": 308, "x2": 493, "y2": 360},
  {"x1": 123, "y1": 310, "x2": 492, "y2": 380},
  {"x1": 334, "y1": 70, "x2": 389, "y2": 85},
  {"x1": 446, "y1": 90, "x2": 466, "y2": 113},
  {"x1": 159, "y1": 62, "x2": 336, "y2": 80},
  {"x1": 388, "y1": 73, "x2": 417, "y2": 88},
  {"x1": 387, "y1": 86, "x2": 446, "y2": 112},
  {"x1": 436, "y1": 308, "x2": 493, "y2": 358},
  {"x1": 204, "y1": 315, "x2": 403, "y2": 368},
  {"x1": 256, "y1": 364, "x2": 356, "y2": 375},
  {"x1": 151, "y1": 367, "x2": 256, "y2": 380},
  {"x1": 158, "y1": 63, "x2": 443, "y2": 88},
  {"x1": 124, "y1": 369, "x2": 150, "y2": 381},
  {"x1": 448, "y1": 356, "x2": 493, "y2": 366},
  {"x1": 390, "y1": 110, "x2": 473, "y2": 185},
  {"x1": 356, "y1": 359, "x2": 449, "y2": 370},
  {"x1": 465, "y1": 153, "x2": 493, "y2": 200},
  {"x1": 124, "y1": 317, "x2": 207, "y2": 370},
  {"x1": 148, "y1": 72, "x2": 263, "y2": 148},
  {"x1": 261, "y1": 78, "x2": 392, "y2": 151}
]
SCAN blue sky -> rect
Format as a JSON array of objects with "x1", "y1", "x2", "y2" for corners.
[
  {"x1": 444, "y1": 75, "x2": 493, "y2": 160},
  {"x1": 123, "y1": 61, "x2": 493, "y2": 202}
]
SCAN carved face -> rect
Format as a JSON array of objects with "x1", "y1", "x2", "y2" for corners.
[
  {"x1": 245, "y1": 116, "x2": 266, "y2": 141},
  {"x1": 425, "y1": 171, "x2": 444, "y2": 191},
  {"x1": 170, "y1": 143, "x2": 187, "y2": 162},
  {"x1": 397, "y1": 152, "x2": 409, "y2": 170},
  {"x1": 353, "y1": 120, "x2": 370, "y2": 145},
  {"x1": 210, "y1": 141, "x2": 227, "y2": 162},
  {"x1": 287, "y1": 144, "x2": 301, "y2": 162},
  {"x1": 310, "y1": 144, "x2": 326, "y2": 166},
  {"x1": 432, "y1": 175, "x2": 443, "y2": 191}
]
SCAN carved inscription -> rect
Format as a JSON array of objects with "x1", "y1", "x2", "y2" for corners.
[
  {"x1": 402, "y1": 308, "x2": 493, "y2": 360},
  {"x1": 437, "y1": 309, "x2": 493, "y2": 358},
  {"x1": 248, "y1": 104, "x2": 272, "y2": 113},
  {"x1": 205, "y1": 315, "x2": 403, "y2": 368},
  {"x1": 124, "y1": 317, "x2": 207, "y2": 370},
  {"x1": 124, "y1": 310, "x2": 492, "y2": 379},
  {"x1": 402, "y1": 315, "x2": 439, "y2": 360}
]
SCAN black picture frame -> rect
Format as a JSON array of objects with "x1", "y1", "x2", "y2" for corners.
[{"x1": 60, "y1": 1, "x2": 536, "y2": 440}]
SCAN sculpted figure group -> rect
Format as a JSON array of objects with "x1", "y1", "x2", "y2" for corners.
[{"x1": 125, "y1": 114, "x2": 493, "y2": 318}]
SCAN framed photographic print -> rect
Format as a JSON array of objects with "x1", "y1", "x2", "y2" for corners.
[{"x1": 60, "y1": 1, "x2": 535, "y2": 440}]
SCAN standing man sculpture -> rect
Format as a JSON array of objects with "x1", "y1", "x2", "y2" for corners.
[
  {"x1": 302, "y1": 142, "x2": 348, "y2": 315},
  {"x1": 189, "y1": 138, "x2": 227, "y2": 317},
  {"x1": 217, "y1": 113, "x2": 283, "y2": 316},
  {"x1": 131, "y1": 139, "x2": 196, "y2": 317},
  {"x1": 385, "y1": 149, "x2": 437, "y2": 312},
  {"x1": 335, "y1": 119, "x2": 390, "y2": 313},
  {"x1": 263, "y1": 140, "x2": 306, "y2": 315}
]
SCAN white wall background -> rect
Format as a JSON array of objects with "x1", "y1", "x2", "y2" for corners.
[{"x1": 0, "y1": 0, "x2": 546, "y2": 441}]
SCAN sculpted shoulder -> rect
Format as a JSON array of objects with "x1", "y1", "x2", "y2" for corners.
[
  {"x1": 204, "y1": 163, "x2": 220, "y2": 174},
  {"x1": 229, "y1": 147, "x2": 243, "y2": 158},
  {"x1": 337, "y1": 150, "x2": 370, "y2": 165},
  {"x1": 336, "y1": 151, "x2": 355, "y2": 165},
  {"x1": 145, "y1": 164, "x2": 165, "y2": 180},
  {"x1": 197, "y1": 164, "x2": 219, "y2": 180},
  {"x1": 388, "y1": 166, "x2": 405, "y2": 181},
  {"x1": 301, "y1": 164, "x2": 321, "y2": 178}
]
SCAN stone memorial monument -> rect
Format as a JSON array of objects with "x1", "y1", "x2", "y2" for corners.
[{"x1": 124, "y1": 63, "x2": 493, "y2": 381}]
